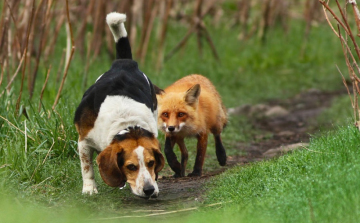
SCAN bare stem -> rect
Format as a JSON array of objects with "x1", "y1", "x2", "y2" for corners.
[{"x1": 52, "y1": 0, "x2": 75, "y2": 110}]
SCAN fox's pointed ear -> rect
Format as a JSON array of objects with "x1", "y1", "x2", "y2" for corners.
[{"x1": 184, "y1": 84, "x2": 201, "y2": 106}]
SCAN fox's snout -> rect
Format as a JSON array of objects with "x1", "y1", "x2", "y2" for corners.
[
  {"x1": 167, "y1": 126, "x2": 176, "y2": 132},
  {"x1": 163, "y1": 123, "x2": 183, "y2": 133}
]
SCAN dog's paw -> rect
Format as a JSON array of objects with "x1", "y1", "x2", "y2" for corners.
[{"x1": 82, "y1": 180, "x2": 98, "y2": 195}]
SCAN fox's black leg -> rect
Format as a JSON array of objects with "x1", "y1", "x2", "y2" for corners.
[
  {"x1": 177, "y1": 138, "x2": 188, "y2": 177},
  {"x1": 214, "y1": 134, "x2": 226, "y2": 166},
  {"x1": 164, "y1": 136, "x2": 181, "y2": 177}
]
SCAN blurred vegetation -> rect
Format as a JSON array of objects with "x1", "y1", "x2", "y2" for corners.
[{"x1": 0, "y1": 0, "x2": 358, "y2": 222}]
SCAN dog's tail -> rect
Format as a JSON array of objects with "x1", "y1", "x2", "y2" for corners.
[{"x1": 106, "y1": 12, "x2": 132, "y2": 60}]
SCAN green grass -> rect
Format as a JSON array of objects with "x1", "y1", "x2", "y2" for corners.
[
  {"x1": 0, "y1": 14, "x2": 356, "y2": 222},
  {"x1": 202, "y1": 125, "x2": 360, "y2": 223},
  {"x1": 2, "y1": 125, "x2": 359, "y2": 222}
]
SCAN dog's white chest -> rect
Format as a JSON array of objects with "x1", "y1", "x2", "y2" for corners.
[{"x1": 86, "y1": 95, "x2": 158, "y2": 152}]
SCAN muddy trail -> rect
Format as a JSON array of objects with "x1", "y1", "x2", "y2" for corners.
[{"x1": 118, "y1": 89, "x2": 347, "y2": 214}]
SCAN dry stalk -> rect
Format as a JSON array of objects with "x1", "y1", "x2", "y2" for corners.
[
  {"x1": 38, "y1": 65, "x2": 51, "y2": 112},
  {"x1": 89, "y1": 1, "x2": 106, "y2": 61},
  {"x1": 349, "y1": 0, "x2": 360, "y2": 35},
  {"x1": 43, "y1": 13, "x2": 65, "y2": 61},
  {"x1": 165, "y1": 0, "x2": 220, "y2": 62},
  {"x1": 136, "y1": 0, "x2": 155, "y2": 59},
  {"x1": 4, "y1": 50, "x2": 25, "y2": 93},
  {"x1": 15, "y1": 0, "x2": 36, "y2": 116},
  {"x1": 56, "y1": 49, "x2": 66, "y2": 83},
  {"x1": 29, "y1": 0, "x2": 49, "y2": 99},
  {"x1": 4, "y1": 0, "x2": 22, "y2": 52},
  {"x1": 195, "y1": 0, "x2": 204, "y2": 57},
  {"x1": 335, "y1": 0, "x2": 360, "y2": 59},
  {"x1": 0, "y1": 114, "x2": 35, "y2": 141},
  {"x1": 156, "y1": 0, "x2": 173, "y2": 70},
  {"x1": 320, "y1": 0, "x2": 360, "y2": 130},
  {"x1": 236, "y1": 0, "x2": 251, "y2": 40},
  {"x1": 91, "y1": 201, "x2": 232, "y2": 220},
  {"x1": 140, "y1": 0, "x2": 159, "y2": 64},
  {"x1": 52, "y1": 0, "x2": 75, "y2": 110},
  {"x1": 0, "y1": 60, "x2": 7, "y2": 88}
]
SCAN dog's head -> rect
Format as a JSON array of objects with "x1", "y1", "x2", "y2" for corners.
[{"x1": 96, "y1": 126, "x2": 164, "y2": 198}]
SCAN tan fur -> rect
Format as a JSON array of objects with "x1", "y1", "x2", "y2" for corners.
[
  {"x1": 75, "y1": 107, "x2": 97, "y2": 141},
  {"x1": 157, "y1": 74, "x2": 227, "y2": 177},
  {"x1": 157, "y1": 74, "x2": 227, "y2": 136},
  {"x1": 96, "y1": 137, "x2": 164, "y2": 192}
]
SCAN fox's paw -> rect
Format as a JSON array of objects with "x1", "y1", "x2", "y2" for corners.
[
  {"x1": 217, "y1": 154, "x2": 227, "y2": 166},
  {"x1": 173, "y1": 173, "x2": 182, "y2": 178},
  {"x1": 188, "y1": 171, "x2": 202, "y2": 177}
]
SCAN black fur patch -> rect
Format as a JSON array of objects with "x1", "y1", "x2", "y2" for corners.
[
  {"x1": 74, "y1": 60, "x2": 157, "y2": 125},
  {"x1": 113, "y1": 126, "x2": 155, "y2": 142},
  {"x1": 116, "y1": 37, "x2": 132, "y2": 59}
]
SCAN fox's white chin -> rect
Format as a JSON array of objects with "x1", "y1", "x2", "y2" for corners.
[{"x1": 162, "y1": 122, "x2": 185, "y2": 133}]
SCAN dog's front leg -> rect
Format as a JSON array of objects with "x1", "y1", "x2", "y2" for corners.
[
  {"x1": 78, "y1": 140, "x2": 98, "y2": 194},
  {"x1": 189, "y1": 133, "x2": 208, "y2": 177},
  {"x1": 164, "y1": 136, "x2": 182, "y2": 177}
]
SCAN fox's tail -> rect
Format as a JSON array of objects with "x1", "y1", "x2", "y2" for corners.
[{"x1": 106, "y1": 12, "x2": 132, "y2": 60}]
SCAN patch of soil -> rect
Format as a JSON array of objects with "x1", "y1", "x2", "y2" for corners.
[
  {"x1": 228, "y1": 88, "x2": 347, "y2": 163},
  {"x1": 122, "y1": 89, "x2": 347, "y2": 212}
]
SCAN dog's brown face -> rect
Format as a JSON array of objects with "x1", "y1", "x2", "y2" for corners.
[{"x1": 96, "y1": 129, "x2": 164, "y2": 198}]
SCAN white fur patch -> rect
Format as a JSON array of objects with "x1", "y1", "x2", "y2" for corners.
[
  {"x1": 106, "y1": 12, "x2": 127, "y2": 41},
  {"x1": 142, "y1": 73, "x2": 150, "y2": 86},
  {"x1": 95, "y1": 73, "x2": 104, "y2": 82},
  {"x1": 86, "y1": 95, "x2": 158, "y2": 152},
  {"x1": 131, "y1": 146, "x2": 159, "y2": 197},
  {"x1": 164, "y1": 122, "x2": 185, "y2": 133},
  {"x1": 117, "y1": 129, "x2": 129, "y2": 135}
]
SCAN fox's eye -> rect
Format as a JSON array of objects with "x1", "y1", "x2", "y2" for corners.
[
  {"x1": 127, "y1": 164, "x2": 138, "y2": 171},
  {"x1": 178, "y1": 112, "x2": 185, "y2": 117},
  {"x1": 148, "y1": 160, "x2": 155, "y2": 168},
  {"x1": 162, "y1": 112, "x2": 168, "y2": 118}
]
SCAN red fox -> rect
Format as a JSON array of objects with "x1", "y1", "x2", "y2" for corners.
[{"x1": 156, "y1": 74, "x2": 227, "y2": 177}]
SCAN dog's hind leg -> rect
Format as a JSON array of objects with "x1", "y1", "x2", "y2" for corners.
[{"x1": 164, "y1": 136, "x2": 182, "y2": 177}]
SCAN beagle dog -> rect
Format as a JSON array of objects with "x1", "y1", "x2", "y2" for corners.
[{"x1": 74, "y1": 12, "x2": 164, "y2": 198}]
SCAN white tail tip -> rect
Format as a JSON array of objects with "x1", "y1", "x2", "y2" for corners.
[{"x1": 106, "y1": 12, "x2": 127, "y2": 40}]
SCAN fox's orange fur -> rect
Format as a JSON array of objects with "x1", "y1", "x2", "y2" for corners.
[{"x1": 157, "y1": 74, "x2": 227, "y2": 177}]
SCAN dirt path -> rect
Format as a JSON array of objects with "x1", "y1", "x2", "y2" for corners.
[{"x1": 121, "y1": 89, "x2": 347, "y2": 212}]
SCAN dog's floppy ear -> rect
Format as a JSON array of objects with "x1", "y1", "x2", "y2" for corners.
[
  {"x1": 96, "y1": 146, "x2": 126, "y2": 187},
  {"x1": 184, "y1": 84, "x2": 201, "y2": 107},
  {"x1": 153, "y1": 148, "x2": 165, "y2": 181}
]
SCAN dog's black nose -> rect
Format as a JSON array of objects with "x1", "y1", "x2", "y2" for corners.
[
  {"x1": 168, "y1": 126, "x2": 175, "y2": 132},
  {"x1": 143, "y1": 185, "x2": 155, "y2": 196}
]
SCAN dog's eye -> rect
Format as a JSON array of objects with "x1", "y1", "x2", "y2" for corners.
[
  {"x1": 127, "y1": 164, "x2": 138, "y2": 171},
  {"x1": 162, "y1": 112, "x2": 168, "y2": 118},
  {"x1": 148, "y1": 160, "x2": 155, "y2": 168},
  {"x1": 178, "y1": 112, "x2": 185, "y2": 117}
]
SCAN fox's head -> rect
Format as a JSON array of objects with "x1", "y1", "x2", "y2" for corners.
[{"x1": 156, "y1": 84, "x2": 201, "y2": 136}]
